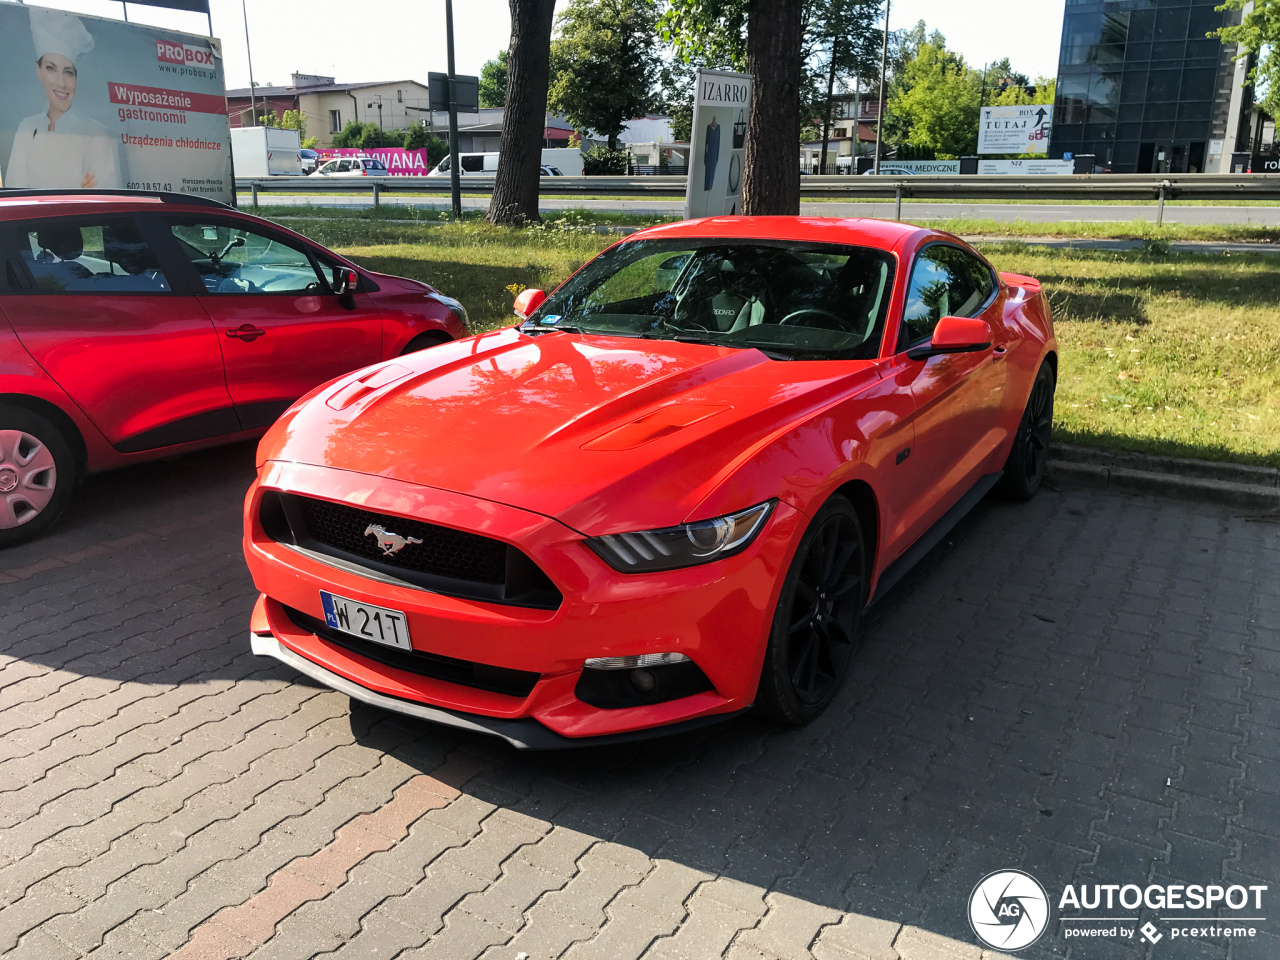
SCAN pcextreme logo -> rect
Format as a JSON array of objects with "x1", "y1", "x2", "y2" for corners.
[{"x1": 968, "y1": 870, "x2": 1050, "y2": 952}]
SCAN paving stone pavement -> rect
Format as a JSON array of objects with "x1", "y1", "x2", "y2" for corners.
[{"x1": 1, "y1": 442, "x2": 1277, "y2": 960}]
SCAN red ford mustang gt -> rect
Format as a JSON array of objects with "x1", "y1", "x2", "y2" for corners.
[
  {"x1": 243, "y1": 217, "x2": 1056, "y2": 748},
  {"x1": 0, "y1": 190, "x2": 468, "y2": 546}
]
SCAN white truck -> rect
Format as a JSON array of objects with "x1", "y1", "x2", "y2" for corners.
[
  {"x1": 427, "y1": 147, "x2": 584, "y2": 177},
  {"x1": 230, "y1": 126, "x2": 304, "y2": 177}
]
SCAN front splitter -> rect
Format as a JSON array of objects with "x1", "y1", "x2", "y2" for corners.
[{"x1": 250, "y1": 632, "x2": 748, "y2": 750}]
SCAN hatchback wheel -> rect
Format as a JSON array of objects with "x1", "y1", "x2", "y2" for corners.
[
  {"x1": 0, "y1": 405, "x2": 77, "y2": 548},
  {"x1": 756, "y1": 496, "x2": 866, "y2": 724},
  {"x1": 997, "y1": 362, "x2": 1056, "y2": 500}
]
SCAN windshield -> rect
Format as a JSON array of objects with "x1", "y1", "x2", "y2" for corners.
[{"x1": 527, "y1": 239, "x2": 896, "y2": 359}]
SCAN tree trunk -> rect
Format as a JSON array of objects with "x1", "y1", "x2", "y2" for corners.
[
  {"x1": 487, "y1": 0, "x2": 556, "y2": 225},
  {"x1": 742, "y1": 0, "x2": 802, "y2": 215},
  {"x1": 819, "y1": 39, "x2": 838, "y2": 175}
]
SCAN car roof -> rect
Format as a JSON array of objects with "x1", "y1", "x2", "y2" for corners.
[
  {"x1": 0, "y1": 190, "x2": 233, "y2": 221},
  {"x1": 624, "y1": 216, "x2": 929, "y2": 253}
]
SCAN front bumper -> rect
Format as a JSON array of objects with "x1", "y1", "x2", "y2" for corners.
[
  {"x1": 244, "y1": 461, "x2": 804, "y2": 744},
  {"x1": 250, "y1": 630, "x2": 747, "y2": 749}
]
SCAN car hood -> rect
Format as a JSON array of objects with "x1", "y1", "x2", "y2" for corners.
[{"x1": 263, "y1": 328, "x2": 882, "y2": 534}]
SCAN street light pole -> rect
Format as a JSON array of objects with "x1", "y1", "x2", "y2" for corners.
[
  {"x1": 445, "y1": 0, "x2": 463, "y2": 220},
  {"x1": 873, "y1": 0, "x2": 889, "y2": 174},
  {"x1": 242, "y1": 0, "x2": 257, "y2": 127}
]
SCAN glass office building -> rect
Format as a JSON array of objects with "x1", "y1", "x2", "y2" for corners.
[{"x1": 1050, "y1": 0, "x2": 1245, "y2": 172}]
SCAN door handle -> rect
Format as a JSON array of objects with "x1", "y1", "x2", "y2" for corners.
[
  {"x1": 992, "y1": 344, "x2": 1008, "y2": 359},
  {"x1": 226, "y1": 324, "x2": 266, "y2": 342}
]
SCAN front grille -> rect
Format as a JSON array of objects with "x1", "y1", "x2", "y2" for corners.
[
  {"x1": 296, "y1": 496, "x2": 507, "y2": 584},
  {"x1": 285, "y1": 606, "x2": 540, "y2": 698},
  {"x1": 260, "y1": 492, "x2": 562, "y2": 610}
]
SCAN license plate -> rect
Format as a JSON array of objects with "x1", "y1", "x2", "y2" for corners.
[{"x1": 320, "y1": 591, "x2": 412, "y2": 651}]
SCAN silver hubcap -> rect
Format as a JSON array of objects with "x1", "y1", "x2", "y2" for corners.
[{"x1": 0, "y1": 430, "x2": 57, "y2": 528}]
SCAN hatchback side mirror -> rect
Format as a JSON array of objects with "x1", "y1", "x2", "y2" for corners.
[
  {"x1": 332, "y1": 266, "x2": 359, "y2": 296},
  {"x1": 513, "y1": 288, "x2": 547, "y2": 319},
  {"x1": 907, "y1": 315, "x2": 993, "y2": 361}
]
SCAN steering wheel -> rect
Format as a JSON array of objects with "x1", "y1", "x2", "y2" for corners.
[{"x1": 778, "y1": 307, "x2": 846, "y2": 330}]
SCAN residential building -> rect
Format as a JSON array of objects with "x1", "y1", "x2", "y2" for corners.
[
  {"x1": 1049, "y1": 1, "x2": 1250, "y2": 173},
  {"x1": 800, "y1": 95, "x2": 880, "y2": 174},
  {"x1": 227, "y1": 74, "x2": 432, "y2": 147}
]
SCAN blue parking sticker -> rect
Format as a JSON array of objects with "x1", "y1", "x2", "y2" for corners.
[{"x1": 540, "y1": 314, "x2": 562, "y2": 325}]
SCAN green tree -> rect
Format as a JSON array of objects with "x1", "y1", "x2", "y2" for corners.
[
  {"x1": 662, "y1": 0, "x2": 805, "y2": 215},
  {"x1": 548, "y1": 0, "x2": 661, "y2": 150},
  {"x1": 803, "y1": 0, "x2": 882, "y2": 170},
  {"x1": 479, "y1": 51, "x2": 509, "y2": 108},
  {"x1": 331, "y1": 120, "x2": 397, "y2": 149},
  {"x1": 1217, "y1": 0, "x2": 1280, "y2": 118},
  {"x1": 884, "y1": 31, "x2": 981, "y2": 159},
  {"x1": 403, "y1": 124, "x2": 450, "y2": 165}
]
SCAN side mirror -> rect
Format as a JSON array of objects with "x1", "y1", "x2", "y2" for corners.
[
  {"x1": 332, "y1": 266, "x2": 359, "y2": 296},
  {"x1": 907, "y1": 315, "x2": 992, "y2": 361},
  {"x1": 513, "y1": 288, "x2": 547, "y2": 319}
]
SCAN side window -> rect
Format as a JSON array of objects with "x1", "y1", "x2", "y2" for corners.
[
  {"x1": 461, "y1": 155, "x2": 485, "y2": 173},
  {"x1": 167, "y1": 220, "x2": 323, "y2": 295},
  {"x1": 900, "y1": 245, "x2": 995, "y2": 349},
  {"x1": 18, "y1": 219, "x2": 169, "y2": 294}
]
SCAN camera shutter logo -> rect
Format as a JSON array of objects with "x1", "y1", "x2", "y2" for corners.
[{"x1": 968, "y1": 870, "x2": 1050, "y2": 952}]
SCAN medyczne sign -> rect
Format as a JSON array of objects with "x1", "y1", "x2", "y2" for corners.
[
  {"x1": 0, "y1": 2, "x2": 233, "y2": 204},
  {"x1": 684, "y1": 68, "x2": 753, "y2": 221}
]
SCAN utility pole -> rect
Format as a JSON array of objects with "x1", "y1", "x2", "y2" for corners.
[
  {"x1": 873, "y1": 0, "x2": 889, "y2": 174},
  {"x1": 445, "y1": 0, "x2": 463, "y2": 220},
  {"x1": 242, "y1": 0, "x2": 257, "y2": 126}
]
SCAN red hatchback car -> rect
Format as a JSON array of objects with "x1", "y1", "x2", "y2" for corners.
[
  {"x1": 0, "y1": 190, "x2": 468, "y2": 545},
  {"x1": 243, "y1": 217, "x2": 1057, "y2": 748}
]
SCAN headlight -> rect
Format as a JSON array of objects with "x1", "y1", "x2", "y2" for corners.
[
  {"x1": 587, "y1": 500, "x2": 775, "y2": 573},
  {"x1": 431, "y1": 293, "x2": 469, "y2": 329}
]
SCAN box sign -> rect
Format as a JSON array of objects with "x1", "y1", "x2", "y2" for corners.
[
  {"x1": 977, "y1": 159, "x2": 1075, "y2": 175},
  {"x1": 685, "y1": 68, "x2": 753, "y2": 220},
  {"x1": 0, "y1": 2, "x2": 233, "y2": 203},
  {"x1": 978, "y1": 104, "x2": 1052, "y2": 155}
]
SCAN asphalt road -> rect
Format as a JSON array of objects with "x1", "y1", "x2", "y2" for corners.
[
  {"x1": 241, "y1": 193, "x2": 1280, "y2": 226},
  {"x1": 2, "y1": 442, "x2": 1278, "y2": 959}
]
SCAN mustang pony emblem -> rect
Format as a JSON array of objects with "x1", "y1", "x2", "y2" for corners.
[{"x1": 364, "y1": 524, "x2": 423, "y2": 556}]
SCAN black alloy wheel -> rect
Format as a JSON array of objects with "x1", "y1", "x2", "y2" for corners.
[
  {"x1": 757, "y1": 496, "x2": 866, "y2": 723},
  {"x1": 998, "y1": 362, "x2": 1056, "y2": 500}
]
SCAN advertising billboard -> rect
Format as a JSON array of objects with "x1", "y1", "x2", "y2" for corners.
[
  {"x1": 0, "y1": 2, "x2": 233, "y2": 203},
  {"x1": 978, "y1": 104, "x2": 1052, "y2": 156},
  {"x1": 685, "y1": 68, "x2": 753, "y2": 220},
  {"x1": 318, "y1": 147, "x2": 436, "y2": 176}
]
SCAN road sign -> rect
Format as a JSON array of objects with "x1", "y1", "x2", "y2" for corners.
[
  {"x1": 428, "y1": 72, "x2": 479, "y2": 113},
  {"x1": 978, "y1": 104, "x2": 1052, "y2": 155}
]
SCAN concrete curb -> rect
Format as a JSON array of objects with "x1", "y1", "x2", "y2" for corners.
[{"x1": 1048, "y1": 442, "x2": 1280, "y2": 510}]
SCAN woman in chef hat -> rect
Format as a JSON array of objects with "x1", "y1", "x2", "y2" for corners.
[{"x1": 5, "y1": 8, "x2": 121, "y2": 189}]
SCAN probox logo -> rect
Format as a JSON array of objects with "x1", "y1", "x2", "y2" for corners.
[
  {"x1": 156, "y1": 40, "x2": 214, "y2": 67},
  {"x1": 968, "y1": 870, "x2": 1050, "y2": 952}
]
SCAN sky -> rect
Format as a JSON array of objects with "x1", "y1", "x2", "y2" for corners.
[{"x1": 17, "y1": 0, "x2": 1067, "y2": 92}]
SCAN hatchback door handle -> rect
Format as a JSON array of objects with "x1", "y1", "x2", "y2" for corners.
[{"x1": 226, "y1": 324, "x2": 266, "y2": 342}]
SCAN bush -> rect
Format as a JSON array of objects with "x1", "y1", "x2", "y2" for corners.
[
  {"x1": 403, "y1": 125, "x2": 450, "y2": 166},
  {"x1": 582, "y1": 145, "x2": 628, "y2": 175}
]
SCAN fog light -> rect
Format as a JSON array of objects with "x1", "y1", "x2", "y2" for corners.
[
  {"x1": 629, "y1": 668, "x2": 656, "y2": 692},
  {"x1": 583, "y1": 652, "x2": 690, "y2": 670}
]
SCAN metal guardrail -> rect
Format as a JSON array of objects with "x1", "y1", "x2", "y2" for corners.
[{"x1": 236, "y1": 173, "x2": 1280, "y2": 225}]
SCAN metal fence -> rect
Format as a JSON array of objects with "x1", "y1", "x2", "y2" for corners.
[{"x1": 236, "y1": 173, "x2": 1280, "y2": 225}]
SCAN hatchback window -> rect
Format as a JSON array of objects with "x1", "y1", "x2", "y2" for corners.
[
  {"x1": 167, "y1": 221, "x2": 324, "y2": 295},
  {"x1": 337, "y1": 160, "x2": 353, "y2": 172},
  {"x1": 364, "y1": 160, "x2": 386, "y2": 172},
  {"x1": 18, "y1": 219, "x2": 170, "y2": 294}
]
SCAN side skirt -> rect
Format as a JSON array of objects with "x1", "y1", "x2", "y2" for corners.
[{"x1": 869, "y1": 471, "x2": 1003, "y2": 606}]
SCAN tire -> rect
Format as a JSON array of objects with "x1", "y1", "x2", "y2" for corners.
[
  {"x1": 997, "y1": 362, "x2": 1056, "y2": 501},
  {"x1": 399, "y1": 331, "x2": 452, "y2": 356},
  {"x1": 756, "y1": 495, "x2": 867, "y2": 724},
  {"x1": 0, "y1": 404, "x2": 77, "y2": 548}
]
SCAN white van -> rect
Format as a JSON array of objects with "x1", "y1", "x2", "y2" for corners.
[{"x1": 428, "y1": 148, "x2": 584, "y2": 177}]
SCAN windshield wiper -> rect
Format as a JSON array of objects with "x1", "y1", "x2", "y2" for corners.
[{"x1": 519, "y1": 321, "x2": 589, "y2": 336}]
